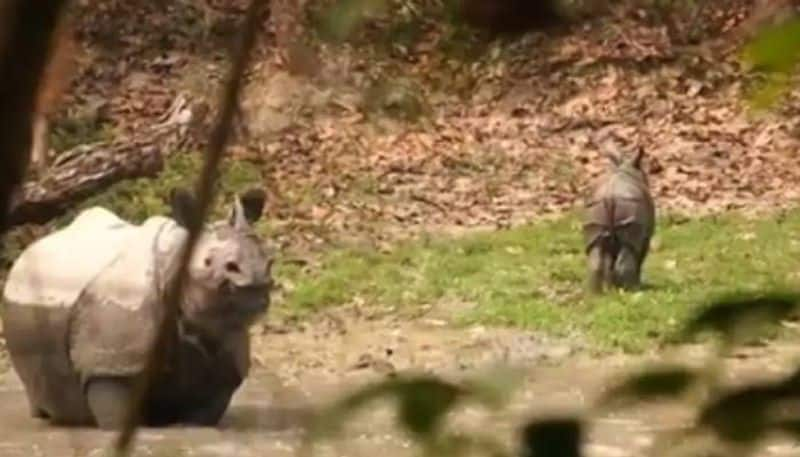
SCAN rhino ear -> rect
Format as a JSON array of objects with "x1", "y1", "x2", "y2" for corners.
[
  {"x1": 229, "y1": 188, "x2": 265, "y2": 228},
  {"x1": 630, "y1": 146, "x2": 645, "y2": 170},
  {"x1": 169, "y1": 187, "x2": 199, "y2": 229},
  {"x1": 605, "y1": 151, "x2": 622, "y2": 167}
]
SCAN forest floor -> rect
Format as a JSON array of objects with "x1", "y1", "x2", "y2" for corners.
[{"x1": 2, "y1": 0, "x2": 800, "y2": 455}]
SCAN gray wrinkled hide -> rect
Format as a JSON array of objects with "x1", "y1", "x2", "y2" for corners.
[
  {"x1": 2, "y1": 191, "x2": 271, "y2": 427},
  {"x1": 582, "y1": 149, "x2": 655, "y2": 293}
]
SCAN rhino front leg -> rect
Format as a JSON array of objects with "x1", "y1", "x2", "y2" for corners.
[
  {"x1": 86, "y1": 376, "x2": 134, "y2": 430},
  {"x1": 25, "y1": 395, "x2": 47, "y2": 419},
  {"x1": 183, "y1": 388, "x2": 236, "y2": 426}
]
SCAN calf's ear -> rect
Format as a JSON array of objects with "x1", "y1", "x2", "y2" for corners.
[
  {"x1": 169, "y1": 187, "x2": 199, "y2": 229},
  {"x1": 605, "y1": 151, "x2": 622, "y2": 167},
  {"x1": 630, "y1": 146, "x2": 645, "y2": 170},
  {"x1": 229, "y1": 187, "x2": 266, "y2": 228}
]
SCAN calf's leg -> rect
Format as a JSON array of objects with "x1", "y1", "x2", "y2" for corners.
[
  {"x1": 587, "y1": 246, "x2": 610, "y2": 294},
  {"x1": 613, "y1": 246, "x2": 640, "y2": 290}
]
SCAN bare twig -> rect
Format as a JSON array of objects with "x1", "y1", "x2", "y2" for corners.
[
  {"x1": 0, "y1": 0, "x2": 70, "y2": 238},
  {"x1": 113, "y1": 0, "x2": 268, "y2": 453}
]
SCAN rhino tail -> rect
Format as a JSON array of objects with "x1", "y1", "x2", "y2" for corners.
[{"x1": 585, "y1": 198, "x2": 618, "y2": 249}]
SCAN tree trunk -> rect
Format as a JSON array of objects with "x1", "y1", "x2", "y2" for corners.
[
  {"x1": 273, "y1": 0, "x2": 318, "y2": 77},
  {"x1": 0, "y1": 0, "x2": 70, "y2": 235}
]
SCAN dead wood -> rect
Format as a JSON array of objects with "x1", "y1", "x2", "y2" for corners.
[{"x1": 7, "y1": 94, "x2": 200, "y2": 226}]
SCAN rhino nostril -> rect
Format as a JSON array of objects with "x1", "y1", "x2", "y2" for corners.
[{"x1": 225, "y1": 261, "x2": 241, "y2": 274}]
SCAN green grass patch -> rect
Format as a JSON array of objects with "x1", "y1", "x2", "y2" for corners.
[
  {"x1": 280, "y1": 210, "x2": 800, "y2": 352},
  {"x1": 68, "y1": 152, "x2": 265, "y2": 226}
]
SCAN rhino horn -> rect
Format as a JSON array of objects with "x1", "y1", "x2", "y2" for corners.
[
  {"x1": 229, "y1": 188, "x2": 266, "y2": 229},
  {"x1": 169, "y1": 187, "x2": 200, "y2": 229}
]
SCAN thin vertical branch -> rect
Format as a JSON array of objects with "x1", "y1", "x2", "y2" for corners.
[
  {"x1": 0, "y1": 0, "x2": 70, "y2": 239},
  {"x1": 113, "y1": 0, "x2": 269, "y2": 453}
]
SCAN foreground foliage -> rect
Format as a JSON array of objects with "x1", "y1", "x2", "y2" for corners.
[{"x1": 302, "y1": 292, "x2": 800, "y2": 457}]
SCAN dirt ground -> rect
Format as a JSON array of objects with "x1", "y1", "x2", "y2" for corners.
[{"x1": 1, "y1": 308, "x2": 800, "y2": 457}]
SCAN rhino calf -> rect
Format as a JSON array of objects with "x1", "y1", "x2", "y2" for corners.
[
  {"x1": 2, "y1": 187, "x2": 273, "y2": 429},
  {"x1": 582, "y1": 148, "x2": 655, "y2": 293}
]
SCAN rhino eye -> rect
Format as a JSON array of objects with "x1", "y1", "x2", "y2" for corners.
[{"x1": 225, "y1": 261, "x2": 241, "y2": 274}]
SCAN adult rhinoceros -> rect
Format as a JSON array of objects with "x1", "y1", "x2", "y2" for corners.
[{"x1": 2, "y1": 187, "x2": 273, "y2": 429}]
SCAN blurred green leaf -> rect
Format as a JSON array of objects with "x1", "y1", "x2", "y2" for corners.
[
  {"x1": 682, "y1": 291, "x2": 800, "y2": 342},
  {"x1": 742, "y1": 18, "x2": 800, "y2": 74},
  {"x1": 396, "y1": 378, "x2": 462, "y2": 438},
  {"x1": 742, "y1": 18, "x2": 800, "y2": 109},
  {"x1": 699, "y1": 384, "x2": 779, "y2": 443},
  {"x1": 596, "y1": 365, "x2": 698, "y2": 410},
  {"x1": 699, "y1": 365, "x2": 800, "y2": 444},
  {"x1": 519, "y1": 417, "x2": 583, "y2": 457},
  {"x1": 307, "y1": 381, "x2": 396, "y2": 440},
  {"x1": 308, "y1": 371, "x2": 524, "y2": 448}
]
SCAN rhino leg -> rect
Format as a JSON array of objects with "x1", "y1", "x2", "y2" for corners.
[
  {"x1": 86, "y1": 376, "x2": 134, "y2": 430},
  {"x1": 639, "y1": 235, "x2": 652, "y2": 269},
  {"x1": 183, "y1": 389, "x2": 235, "y2": 426},
  {"x1": 587, "y1": 245, "x2": 615, "y2": 293},
  {"x1": 587, "y1": 245, "x2": 603, "y2": 293},
  {"x1": 27, "y1": 401, "x2": 48, "y2": 419},
  {"x1": 24, "y1": 394, "x2": 47, "y2": 419},
  {"x1": 613, "y1": 246, "x2": 641, "y2": 290}
]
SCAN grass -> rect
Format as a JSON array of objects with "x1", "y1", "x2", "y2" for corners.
[
  {"x1": 13, "y1": 149, "x2": 800, "y2": 353},
  {"x1": 278, "y1": 210, "x2": 800, "y2": 352},
  {"x1": 68, "y1": 152, "x2": 265, "y2": 226},
  {"x1": 1, "y1": 152, "x2": 268, "y2": 266}
]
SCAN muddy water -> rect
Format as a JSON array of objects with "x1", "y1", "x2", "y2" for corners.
[
  {"x1": 0, "y1": 310, "x2": 799, "y2": 457},
  {"x1": 0, "y1": 360, "x2": 794, "y2": 457},
  {"x1": 0, "y1": 368, "x2": 305, "y2": 456}
]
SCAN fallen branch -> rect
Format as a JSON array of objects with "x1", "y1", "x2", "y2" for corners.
[
  {"x1": 8, "y1": 139, "x2": 163, "y2": 225},
  {"x1": 7, "y1": 95, "x2": 199, "y2": 226}
]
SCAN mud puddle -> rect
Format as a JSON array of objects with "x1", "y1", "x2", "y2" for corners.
[{"x1": 0, "y1": 309, "x2": 798, "y2": 456}]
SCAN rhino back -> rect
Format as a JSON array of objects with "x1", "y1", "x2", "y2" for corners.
[
  {"x1": 3, "y1": 206, "x2": 135, "y2": 309},
  {"x1": 69, "y1": 216, "x2": 188, "y2": 379},
  {"x1": 584, "y1": 171, "x2": 655, "y2": 247},
  {"x1": 586, "y1": 173, "x2": 653, "y2": 224},
  {"x1": 610, "y1": 172, "x2": 654, "y2": 229}
]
